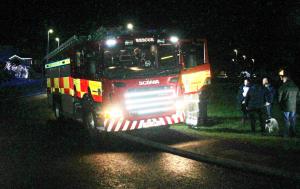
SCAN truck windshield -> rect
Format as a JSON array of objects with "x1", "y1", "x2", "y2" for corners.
[{"x1": 103, "y1": 44, "x2": 178, "y2": 69}]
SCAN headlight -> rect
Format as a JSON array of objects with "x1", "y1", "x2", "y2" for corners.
[
  {"x1": 106, "y1": 39, "x2": 117, "y2": 47},
  {"x1": 170, "y1": 36, "x2": 179, "y2": 43},
  {"x1": 104, "y1": 106, "x2": 123, "y2": 119}
]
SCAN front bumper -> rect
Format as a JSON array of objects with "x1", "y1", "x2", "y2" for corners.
[{"x1": 103, "y1": 112, "x2": 185, "y2": 132}]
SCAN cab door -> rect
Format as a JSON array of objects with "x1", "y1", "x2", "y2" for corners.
[{"x1": 179, "y1": 39, "x2": 211, "y2": 126}]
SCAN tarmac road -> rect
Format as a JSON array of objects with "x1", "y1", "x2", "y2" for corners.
[{"x1": 0, "y1": 95, "x2": 297, "y2": 188}]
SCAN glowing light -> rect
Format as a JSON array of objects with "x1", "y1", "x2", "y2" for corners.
[
  {"x1": 233, "y1": 49, "x2": 238, "y2": 55},
  {"x1": 175, "y1": 99, "x2": 185, "y2": 112},
  {"x1": 157, "y1": 39, "x2": 165, "y2": 43},
  {"x1": 104, "y1": 106, "x2": 123, "y2": 119},
  {"x1": 161, "y1": 55, "x2": 174, "y2": 60},
  {"x1": 129, "y1": 67, "x2": 144, "y2": 71},
  {"x1": 106, "y1": 39, "x2": 117, "y2": 47},
  {"x1": 279, "y1": 70, "x2": 285, "y2": 76},
  {"x1": 127, "y1": 23, "x2": 134, "y2": 30},
  {"x1": 126, "y1": 101, "x2": 174, "y2": 110},
  {"x1": 135, "y1": 106, "x2": 173, "y2": 115},
  {"x1": 48, "y1": 29, "x2": 53, "y2": 34},
  {"x1": 124, "y1": 89, "x2": 174, "y2": 98},
  {"x1": 170, "y1": 36, "x2": 179, "y2": 43},
  {"x1": 125, "y1": 40, "x2": 133, "y2": 46},
  {"x1": 4, "y1": 62, "x2": 29, "y2": 79},
  {"x1": 125, "y1": 96, "x2": 176, "y2": 105}
]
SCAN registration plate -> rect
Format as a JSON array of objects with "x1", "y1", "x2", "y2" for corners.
[{"x1": 142, "y1": 119, "x2": 164, "y2": 128}]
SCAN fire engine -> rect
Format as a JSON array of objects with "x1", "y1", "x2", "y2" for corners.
[{"x1": 45, "y1": 27, "x2": 211, "y2": 134}]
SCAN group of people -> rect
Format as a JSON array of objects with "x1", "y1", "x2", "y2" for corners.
[{"x1": 237, "y1": 71, "x2": 299, "y2": 137}]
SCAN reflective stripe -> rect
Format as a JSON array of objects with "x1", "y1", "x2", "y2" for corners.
[
  {"x1": 107, "y1": 119, "x2": 115, "y2": 132},
  {"x1": 115, "y1": 118, "x2": 124, "y2": 131},
  {"x1": 130, "y1": 121, "x2": 137, "y2": 130},
  {"x1": 166, "y1": 117, "x2": 172, "y2": 124},
  {"x1": 122, "y1": 120, "x2": 130, "y2": 131},
  {"x1": 159, "y1": 117, "x2": 166, "y2": 125},
  {"x1": 172, "y1": 115, "x2": 179, "y2": 123},
  {"x1": 138, "y1": 120, "x2": 144, "y2": 129}
]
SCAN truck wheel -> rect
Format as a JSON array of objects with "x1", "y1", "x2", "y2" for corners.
[
  {"x1": 84, "y1": 110, "x2": 97, "y2": 131},
  {"x1": 82, "y1": 97, "x2": 100, "y2": 139},
  {"x1": 54, "y1": 102, "x2": 63, "y2": 120}
]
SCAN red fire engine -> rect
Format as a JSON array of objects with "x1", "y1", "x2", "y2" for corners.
[{"x1": 45, "y1": 27, "x2": 211, "y2": 134}]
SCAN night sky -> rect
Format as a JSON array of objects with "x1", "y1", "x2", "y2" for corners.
[{"x1": 0, "y1": 0, "x2": 299, "y2": 76}]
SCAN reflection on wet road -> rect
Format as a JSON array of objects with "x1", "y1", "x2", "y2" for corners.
[{"x1": 0, "y1": 95, "x2": 297, "y2": 188}]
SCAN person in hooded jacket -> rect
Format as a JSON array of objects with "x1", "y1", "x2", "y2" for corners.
[
  {"x1": 278, "y1": 72, "x2": 300, "y2": 137},
  {"x1": 245, "y1": 78, "x2": 270, "y2": 134}
]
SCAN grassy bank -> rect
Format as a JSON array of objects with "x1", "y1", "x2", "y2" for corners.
[{"x1": 172, "y1": 82, "x2": 300, "y2": 151}]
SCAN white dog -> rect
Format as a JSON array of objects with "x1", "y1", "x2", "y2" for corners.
[{"x1": 265, "y1": 118, "x2": 279, "y2": 133}]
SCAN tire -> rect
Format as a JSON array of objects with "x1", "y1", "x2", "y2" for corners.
[
  {"x1": 54, "y1": 102, "x2": 64, "y2": 120},
  {"x1": 82, "y1": 97, "x2": 101, "y2": 139}
]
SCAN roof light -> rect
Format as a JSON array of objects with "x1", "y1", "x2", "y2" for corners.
[
  {"x1": 127, "y1": 23, "x2": 134, "y2": 30},
  {"x1": 170, "y1": 36, "x2": 179, "y2": 43},
  {"x1": 106, "y1": 39, "x2": 117, "y2": 47}
]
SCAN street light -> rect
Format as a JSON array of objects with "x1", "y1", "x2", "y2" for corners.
[
  {"x1": 46, "y1": 29, "x2": 54, "y2": 64},
  {"x1": 251, "y1": 58, "x2": 255, "y2": 63},
  {"x1": 242, "y1": 55, "x2": 247, "y2": 60},
  {"x1": 55, "y1": 37, "x2": 60, "y2": 48},
  {"x1": 233, "y1": 49, "x2": 238, "y2": 56}
]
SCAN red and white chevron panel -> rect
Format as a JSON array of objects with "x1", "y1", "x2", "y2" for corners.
[{"x1": 104, "y1": 113, "x2": 185, "y2": 132}]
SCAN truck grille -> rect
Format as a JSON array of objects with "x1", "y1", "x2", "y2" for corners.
[{"x1": 124, "y1": 86, "x2": 175, "y2": 116}]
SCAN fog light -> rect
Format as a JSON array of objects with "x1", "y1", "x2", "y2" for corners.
[{"x1": 104, "y1": 106, "x2": 123, "y2": 119}]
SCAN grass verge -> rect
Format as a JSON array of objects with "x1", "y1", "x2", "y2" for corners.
[{"x1": 172, "y1": 82, "x2": 300, "y2": 152}]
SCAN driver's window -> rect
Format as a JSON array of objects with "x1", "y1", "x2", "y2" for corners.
[
  {"x1": 183, "y1": 43, "x2": 204, "y2": 69},
  {"x1": 104, "y1": 51, "x2": 113, "y2": 66}
]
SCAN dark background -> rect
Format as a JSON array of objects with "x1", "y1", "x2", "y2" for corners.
[{"x1": 0, "y1": 0, "x2": 299, "y2": 79}]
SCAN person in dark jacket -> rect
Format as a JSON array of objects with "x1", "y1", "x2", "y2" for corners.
[
  {"x1": 262, "y1": 77, "x2": 276, "y2": 118},
  {"x1": 245, "y1": 80, "x2": 269, "y2": 134},
  {"x1": 278, "y1": 73, "x2": 300, "y2": 137},
  {"x1": 237, "y1": 78, "x2": 251, "y2": 125}
]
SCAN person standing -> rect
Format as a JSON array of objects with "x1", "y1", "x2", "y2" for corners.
[
  {"x1": 278, "y1": 71, "x2": 300, "y2": 137},
  {"x1": 237, "y1": 78, "x2": 251, "y2": 125},
  {"x1": 262, "y1": 77, "x2": 276, "y2": 118},
  {"x1": 245, "y1": 79, "x2": 269, "y2": 134}
]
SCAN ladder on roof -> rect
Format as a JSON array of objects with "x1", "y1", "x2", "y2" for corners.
[
  {"x1": 45, "y1": 35, "x2": 85, "y2": 60},
  {"x1": 88, "y1": 26, "x2": 127, "y2": 41},
  {"x1": 45, "y1": 26, "x2": 127, "y2": 60}
]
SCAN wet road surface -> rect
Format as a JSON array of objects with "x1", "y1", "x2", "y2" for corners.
[{"x1": 0, "y1": 95, "x2": 298, "y2": 188}]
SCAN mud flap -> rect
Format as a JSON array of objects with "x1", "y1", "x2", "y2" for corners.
[
  {"x1": 184, "y1": 93, "x2": 200, "y2": 126},
  {"x1": 184, "y1": 92, "x2": 208, "y2": 127}
]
